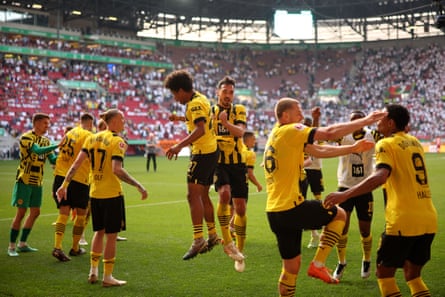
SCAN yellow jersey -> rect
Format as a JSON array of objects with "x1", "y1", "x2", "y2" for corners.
[
  {"x1": 375, "y1": 132, "x2": 437, "y2": 236},
  {"x1": 83, "y1": 130, "x2": 126, "y2": 199},
  {"x1": 264, "y1": 123, "x2": 315, "y2": 212},
  {"x1": 212, "y1": 104, "x2": 247, "y2": 164},
  {"x1": 185, "y1": 92, "x2": 217, "y2": 155},
  {"x1": 244, "y1": 146, "x2": 256, "y2": 169},
  {"x1": 54, "y1": 126, "x2": 93, "y2": 185}
]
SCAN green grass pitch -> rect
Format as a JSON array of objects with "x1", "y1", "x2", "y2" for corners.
[{"x1": 0, "y1": 153, "x2": 444, "y2": 297}]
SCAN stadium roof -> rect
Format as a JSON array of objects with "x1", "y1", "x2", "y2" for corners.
[
  {"x1": 143, "y1": 0, "x2": 435, "y2": 20},
  {"x1": 7, "y1": 0, "x2": 436, "y2": 23},
  {"x1": 2, "y1": 0, "x2": 441, "y2": 41}
]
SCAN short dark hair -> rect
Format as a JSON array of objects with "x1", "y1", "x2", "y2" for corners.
[
  {"x1": 80, "y1": 112, "x2": 94, "y2": 122},
  {"x1": 386, "y1": 104, "x2": 410, "y2": 131},
  {"x1": 350, "y1": 110, "x2": 366, "y2": 121},
  {"x1": 164, "y1": 70, "x2": 193, "y2": 92},
  {"x1": 243, "y1": 130, "x2": 255, "y2": 142},
  {"x1": 303, "y1": 117, "x2": 312, "y2": 126},
  {"x1": 350, "y1": 110, "x2": 366, "y2": 118},
  {"x1": 217, "y1": 76, "x2": 236, "y2": 89},
  {"x1": 32, "y1": 113, "x2": 50, "y2": 124}
]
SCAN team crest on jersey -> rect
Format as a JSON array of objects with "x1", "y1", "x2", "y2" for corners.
[
  {"x1": 119, "y1": 141, "x2": 125, "y2": 149},
  {"x1": 294, "y1": 123, "x2": 305, "y2": 130}
]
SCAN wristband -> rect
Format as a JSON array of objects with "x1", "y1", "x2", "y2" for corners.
[{"x1": 61, "y1": 180, "x2": 70, "y2": 189}]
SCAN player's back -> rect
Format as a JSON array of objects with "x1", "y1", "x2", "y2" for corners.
[
  {"x1": 55, "y1": 126, "x2": 92, "y2": 184},
  {"x1": 85, "y1": 130, "x2": 126, "y2": 199},
  {"x1": 377, "y1": 132, "x2": 437, "y2": 236}
]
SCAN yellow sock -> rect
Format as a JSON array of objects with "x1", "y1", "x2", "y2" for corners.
[
  {"x1": 377, "y1": 277, "x2": 402, "y2": 297},
  {"x1": 336, "y1": 234, "x2": 348, "y2": 264},
  {"x1": 234, "y1": 214, "x2": 247, "y2": 252},
  {"x1": 206, "y1": 222, "x2": 217, "y2": 237},
  {"x1": 313, "y1": 219, "x2": 344, "y2": 264},
  {"x1": 407, "y1": 277, "x2": 430, "y2": 297},
  {"x1": 54, "y1": 214, "x2": 69, "y2": 249},
  {"x1": 361, "y1": 234, "x2": 372, "y2": 262},
  {"x1": 279, "y1": 268, "x2": 297, "y2": 297},
  {"x1": 90, "y1": 251, "x2": 102, "y2": 271},
  {"x1": 72, "y1": 214, "x2": 85, "y2": 251},
  {"x1": 217, "y1": 202, "x2": 232, "y2": 244},
  {"x1": 103, "y1": 257, "x2": 115, "y2": 278},
  {"x1": 192, "y1": 224, "x2": 204, "y2": 240}
]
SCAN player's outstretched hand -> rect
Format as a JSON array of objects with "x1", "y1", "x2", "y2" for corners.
[
  {"x1": 323, "y1": 192, "x2": 347, "y2": 209},
  {"x1": 364, "y1": 110, "x2": 387, "y2": 124},
  {"x1": 166, "y1": 145, "x2": 181, "y2": 160},
  {"x1": 137, "y1": 184, "x2": 148, "y2": 200},
  {"x1": 351, "y1": 139, "x2": 375, "y2": 153}
]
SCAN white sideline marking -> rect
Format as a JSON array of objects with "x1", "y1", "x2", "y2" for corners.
[
  {"x1": 0, "y1": 199, "x2": 185, "y2": 222},
  {"x1": 0, "y1": 192, "x2": 264, "y2": 222}
]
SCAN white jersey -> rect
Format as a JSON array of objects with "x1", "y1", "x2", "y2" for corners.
[
  {"x1": 305, "y1": 140, "x2": 322, "y2": 170},
  {"x1": 337, "y1": 128, "x2": 375, "y2": 188},
  {"x1": 305, "y1": 156, "x2": 322, "y2": 170}
]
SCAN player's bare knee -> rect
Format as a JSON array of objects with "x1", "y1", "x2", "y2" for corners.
[{"x1": 335, "y1": 206, "x2": 347, "y2": 221}]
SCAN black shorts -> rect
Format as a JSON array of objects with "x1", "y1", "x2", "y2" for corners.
[
  {"x1": 300, "y1": 176, "x2": 308, "y2": 199},
  {"x1": 52, "y1": 175, "x2": 89, "y2": 209},
  {"x1": 377, "y1": 233, "x2": 435, "y2": 268},
  {"x1": 90, "y1": 196, "x2": 126, "y2": 233},
  {"x1": 305, "y1": 169, "x2": 324, "y2": 194},
  {"x1": 338, "y1": 187, "x2": 373, "y2": 221},
  {"x1": 215, "y1": 163, "x2": 248, "y2": 199},
  {"x1": 267, "y1": 200, "x2": 338, "y2": 259},
  {"x1": 187, "y1": 150, "x2": 218, "y2": 186}
]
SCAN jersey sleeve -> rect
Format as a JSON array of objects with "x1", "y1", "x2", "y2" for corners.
[
  {"x1": 235, "y1": 105, "x2": 247, "y2": 125},
  {"x1": 111, "y1": 136, "x2": 127, "y2": 160},
  {"x1": 188, "y1": 100, "x2": 208, "y2": 124},
  {"x1": 375, "y1": 140, "x2": 393, "y2": 170}
]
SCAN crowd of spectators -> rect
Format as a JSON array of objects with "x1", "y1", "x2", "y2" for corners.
[
  {"x1": 0, "y1": 33, "x2": 171, "y2": 63},
  {"x1": 0, "y1": 32, "x2": 444, "y2": 156},
  {"x1": 343, "y1": 44, "x2": 445, "y2": 139}
]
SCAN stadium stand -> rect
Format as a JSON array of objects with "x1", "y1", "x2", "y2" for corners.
[{"x1": 0, "y1": 23, "x2": 444, "y2": 158}]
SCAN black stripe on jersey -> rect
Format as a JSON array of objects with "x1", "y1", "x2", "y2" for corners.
[
  {"x1": 193, "y1": 116, "x2": 206, "y2": 124},
  {"x1": 112, "y1": 156, "x2": 124, "y2": 162},
  {"x1": 376, "y1": 163, "x2": 392, "y2": 176},
  {"x1": 307, "y1": 128, "x2": 316, "y2": 145}
]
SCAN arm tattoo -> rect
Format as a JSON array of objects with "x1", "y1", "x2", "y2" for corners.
[{"x1": 116, "y1": 169, "x2": 138, "y2": 187}]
